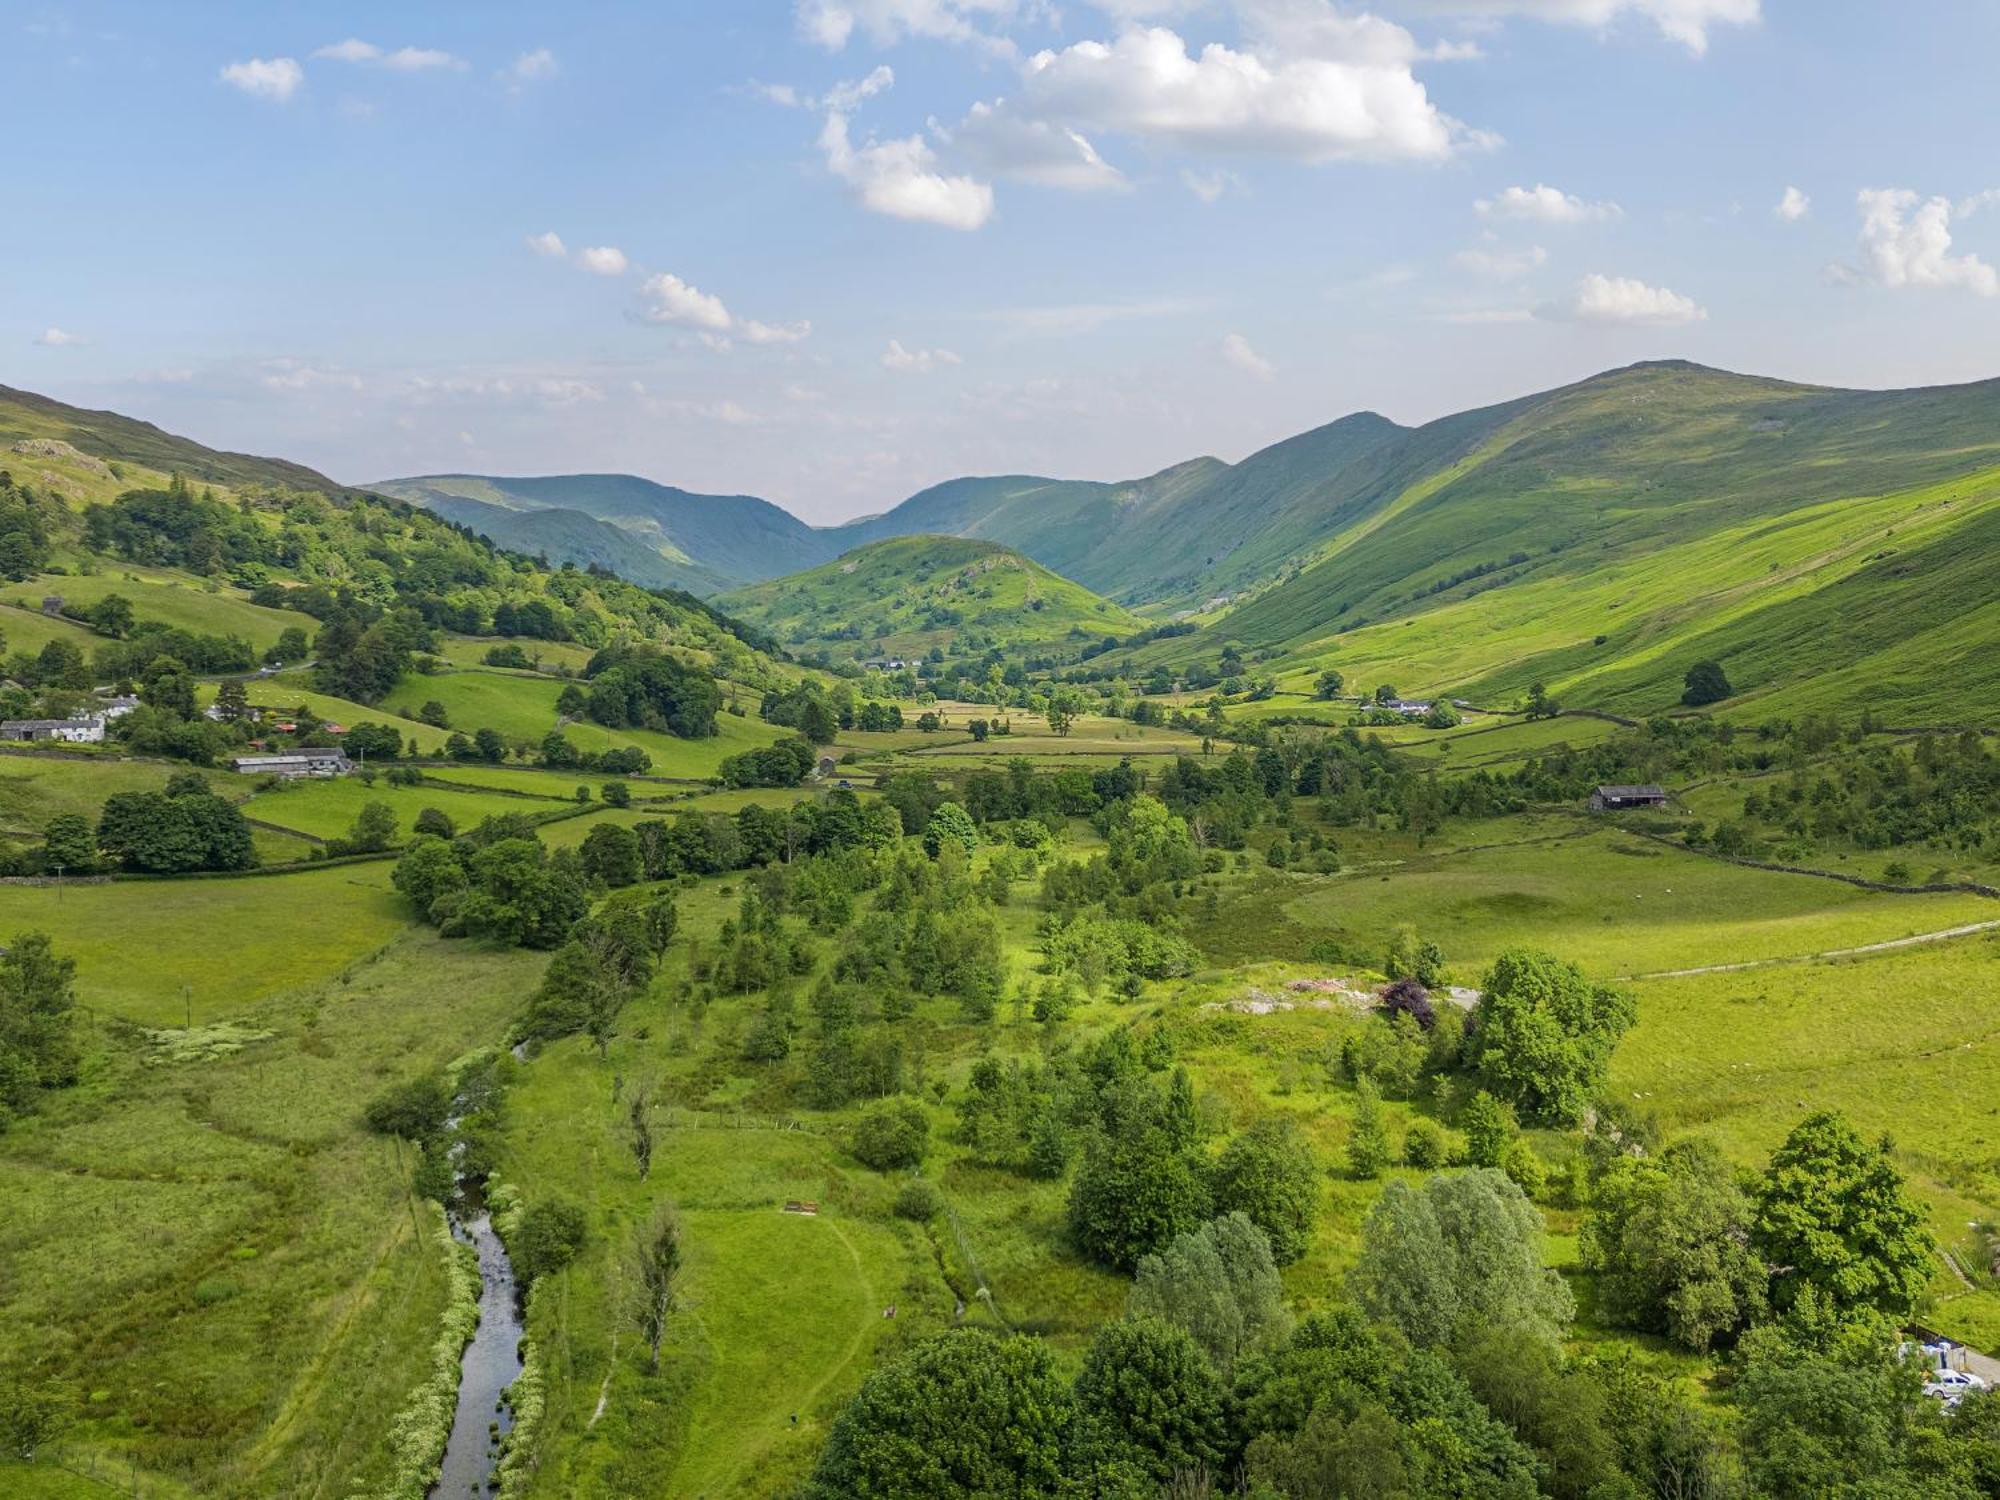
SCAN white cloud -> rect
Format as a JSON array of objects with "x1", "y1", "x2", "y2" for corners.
[
  {"x1": 525, "y1": 231, "x2": 567, "y2": 258},
  {"x1": 637, "y1": 273, "x2": 812, "y2": 348},
  {"x1": 505, "y1": 48, "x2": 558, "y2": 84},
  {"x1": 382, "y1": 46, "x2": 466, "y2": 72},
  {"x1": 882, "y1": 339, "x2": 964, "y2": 372},
  {"x1": 743, "y1": 319, "x2": 814, "y2": 345},
  {"x1": 313, "y1": 40, "x2": 466, "y2": 71},
  {"x1": 313, "y1": 38, "x2": 380, "y2": 63},
  {"x1": 1840, "y1": 188, "x2": 1998, "y2": 297},
  {"x1": 1221, "y1": 331, "x2": 1275, "y2": 379},
  {"x1": 639, "y1": 273, "x2": 734, "y2": 332},
  {"x1": 795, "y1": 0, "x2": 1032, "y2": 53},
  {"x1": 1398, "y1": 0, "x2": 1759, "y2": 56},
  {"x1": 261, "y1": 359, "x2": 366, "y2": 392},
  {"x1": 818, "y1": 109, "x2": 995, "y2": 229},
  {"x1": 1476, "y1": 183, "x2": 1620, "y2": 223},
  {"x1": 1539, "y1": 272, "x2": 1707, "y2": 325},
  {"x1": 574, "y1": 245, "x2": 630, "y2": 276},
  {"x1": 949, "y1": 103, "x2": 1126, "y2": 191},
  {"x1": 220, "y1": 57, "x2": 303, "y2": 102},
  {"x1": 995, "y1": 25, "x2": 1491, "y2": 165},
  {"x1": 1180, "y1": 168, "x2": 1235, "y2": 202},
  {"x1": 1454, "y1": 243, "x2": 1548, "y2": 280},
  {"x1": 1775, "y1": 185, "x2": 1809, "y2": 221},
  {"x1": 33, "y1": 326, "x2": 83, "y2": 347}
]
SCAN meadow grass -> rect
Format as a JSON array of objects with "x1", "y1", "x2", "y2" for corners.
[
  {"x1": 1277, "y1": 824, "x2": 1999, "y2": 978},
  {"x1": 0, "y1": 752, "x2": 238, "y2": 840},
  {"x1": 241, "y1": 773, "x2": 571, "y2": 841},
  {"x1": 2, "y1": 567, "x2": 320, "y2": 651},
  {"x1": 0, "y1": 862, "x2": 409, "y2": 1025},
  {"x1": 0, "y1": 600, "x2": 102, "y2": 658},
  {"x1": 0, "y1": 931, "x2": 542, "y2": 1497}
]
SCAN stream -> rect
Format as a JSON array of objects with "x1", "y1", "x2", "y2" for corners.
[{"x1": 429, "y1": 1114, "x2": 527, "y2": 1499}]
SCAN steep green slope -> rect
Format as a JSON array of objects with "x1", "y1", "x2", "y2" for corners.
[
  {"x1": 0, "y1": 383, "x2": 339, "y2": 493},
  {"x1": 411, "y1": 490, "x2": 736, "y2": 595},
  {"x1": 1219, "y1": 362, "x2": 2000, "y2": 652},
  {"x1": 374, "y1": 472, "x2": 833, "y2": 589},
  {"x1": 717, "y1": 534, "x2": 1143, "y2": 663},
  {"x1": 1142, "y1": 362, "x2": 2000, "y2": 723}
]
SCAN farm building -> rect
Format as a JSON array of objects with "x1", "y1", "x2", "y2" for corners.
[
  {"x1": 1590, "y1": 784, "x2": 1669, "y2": 812},
  {"x1": 0, "y1": 716, "x2": 106, "y2": 744},
  {"x1": 231, "y1": 749, "x2": 351, "y2": 778}
]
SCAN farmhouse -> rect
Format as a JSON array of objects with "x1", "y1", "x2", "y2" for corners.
[
  {"x1": 0, "y1": 715, "x2": 105, "y2": 744},
  {"x1": 231, "y1": 749, "x2": 351, "y2": 778},
  {"x1": 1382, "y1": 699, "x2": 1433, "y2": 717},
  {"x1": 1590, "y1": 783, "x2": 1669, "y2": 812}
]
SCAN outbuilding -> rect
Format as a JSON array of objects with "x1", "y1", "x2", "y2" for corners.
[{"x1": 1589, "y1": 783, "x2": 1668, "y2": 812}]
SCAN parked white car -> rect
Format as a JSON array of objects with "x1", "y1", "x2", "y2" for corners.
[{"x1": 1923, "y1": 1369, "x2": 1989, "y2": 1403}]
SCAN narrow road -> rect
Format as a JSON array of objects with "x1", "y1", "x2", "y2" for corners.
[{"x1": 1620, "y1": 919, "x2": 2000, "y2": 981}]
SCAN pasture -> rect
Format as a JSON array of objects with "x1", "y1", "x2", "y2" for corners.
[
  {"x1": 0, "y1": 862, "x2": 409, "y2": 1026},
  {"x1": 0, "y1": 932, "x2": 541, "y2": 1497}
]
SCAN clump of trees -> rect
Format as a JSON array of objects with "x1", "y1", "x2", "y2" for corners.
[
  {"x1": 391, "y1": 817, "x2": 589, "y2": 949},
  {"x1": 97, "y1": 773, "x2": 257, "y2": 873},
  {"x1": 576, "y1": 643, "x2": 721, "y2": 739},
  {"x1": 0, "y1": 933, "x2": 80, "y2": 1127}
]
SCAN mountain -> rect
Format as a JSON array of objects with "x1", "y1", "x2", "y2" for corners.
[
  {"x1": 716, "y1": 534, "x2": 1145, "y2": 663},
  {"x1": 402, "y1": 489, "x2": 738, "y2": 595},
  {"x1": 1173, "y1": 360, "x2": 2000, "y2": 721},
  {"x1": 372, "y1": 472, "x2": 833, "y2": 592},
  {"x1": 0, "y1": 383, "x2": 340, "y2": 496}
]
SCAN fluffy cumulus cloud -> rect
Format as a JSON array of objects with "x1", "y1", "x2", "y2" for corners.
[
  {"x1": 948, "y1": 103, "x2": 1126, "y2": 191},
  {"x1": 574, "y1": 245, "x2": 629, "y2": 276},
  {"x1": 525, "y1": 231, "x2": 567, "y2": 258},
  {"x1": 1220, "y1": 331, "x2": 1275, "y2": 379},
  {"x1": 313, "y1": 38, "x2": 380, "y2": 63},
  {"x1": 881, "y1": 339, "x2": 964, "y2": 372},
  {"x1": 1476, "y1": 182, "x2": 1619, "y2": 223},
  {"x1": 1839, "y1": 188, "x2": 1998, "y2": 297},
  {"x1": 220, "y1": 57, "x2": 304, "y2": 102},
  {"x1": 1398, "y1": 0, "x2": 1759, "y2": 56},
  {"x1": 1775, "y1": 185, "x2": 1809, "y2": 221},
  {"x1": 818, "y1": 108, "x2": 996, "y2": 230},
  {"x1": 33, "y1": 327, "x2": 83, "y2": 347},
  {"x1": 995, "y1": 25, "x2": 1489, "y2": 165},
  {"x1": 1540, "y1": 272, "x2": 1707, "y2": 325},
  {"x1": 638, "y1": 273, "x2": 812, "y2": 348},
  {"x1": 1454, "y1": 243, "x2": 1547, "y2": 280}
]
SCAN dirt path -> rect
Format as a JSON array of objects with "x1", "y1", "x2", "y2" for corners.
[{"x1": 1620, "y1": 919, "x2": 2000, "y2": 980}]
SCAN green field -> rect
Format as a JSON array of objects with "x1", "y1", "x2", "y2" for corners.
[
  {"x1": 3, "y1": 567, "x2": 320, "y2": 652},
  {"x1": 242, "y1": 773, "x2": 572, "y2": 842},
  {"x1": 0, "y1": 931, "x2": 541, "y2": 1496},
  {"x1": 0, "y1": 862, "x2": 409, "y2": 1026}
]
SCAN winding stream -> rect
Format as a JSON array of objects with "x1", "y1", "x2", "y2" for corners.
[{"x1": 430, "y1": 1198, "x2": 525, "y2": 1498}]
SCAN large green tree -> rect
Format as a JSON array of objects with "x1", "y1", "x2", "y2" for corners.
[
  {"x1": 1753, "y1": 1110, "x2": 1933, "y2": 1317},
  {"x1": 805, "y1": 1331, "x2": 1074, "y2": 1499},
  {"x1": 1211, "y1": 1116, "x2": 1322, "y2": 1264},
  {"x1": 1470, "y1": 948, "x2": 1635, "y2": 1126},
  {"x1": 1581, "y1": 1136, "x2": 1767, "y2": 1350},
  {"x1": 0, "y1": 933, "x2": 80, "y2": 1125},
  {"x1": 1072, "y1": 1317, "x2": 1227, "y2": 1484}
]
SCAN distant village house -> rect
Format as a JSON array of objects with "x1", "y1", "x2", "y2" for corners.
[
  {"x1": 1589, "y1": 784, "x2": 1669, "y2": 812},
  {"x1": 230, "y1": 749, "x2": 351, "y2": 779},
  {"x1": 0, "y1": 716, "x2": 106, "y2": 744}
]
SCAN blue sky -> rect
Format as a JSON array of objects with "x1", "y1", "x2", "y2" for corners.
[{"x1": 6, "y1": 1, "x2": 2000, "y2": 522}]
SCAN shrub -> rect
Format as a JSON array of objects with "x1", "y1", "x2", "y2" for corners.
[
  {"x1": 852, "y1": 1098, "x2": 929, "y2": 1171},
  {"x1": 1404, "y1": 1118, "x2": 1449, "y2": 1169},
  {"x1": 1381, "y1": 977, "x2": 1435, "y2": 1031},
  {"x1": 893, "y1": 1178, "x2": 945, "y2": 1222},
  {"x1": 510, "y1": 1198, "x2": 588, "y2": 1287}
]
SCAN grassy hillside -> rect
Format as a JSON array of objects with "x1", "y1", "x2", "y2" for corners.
[
  {"x1": 1102, "y1": 362, "x2": 2000, "y2": 723},
  {"x1": 0, "y1": 383, "x2": 340, "y2": 494},
  {"x1": 409, "y1": 489, "x2": 736, "y2": 595},
  {"x1": 717, "y1": 535, "x2": 1144, "y2": 664},
  {"x1": 374, "y1": 472, "x2": 833, "y2": 590}
]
